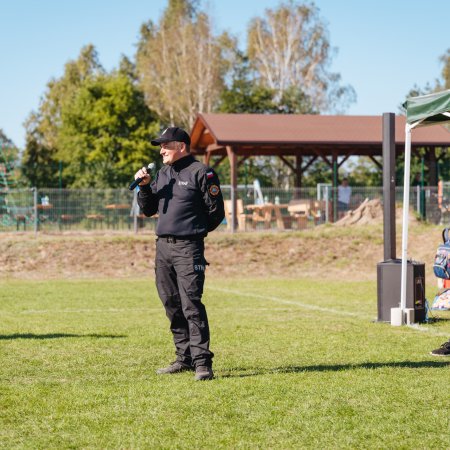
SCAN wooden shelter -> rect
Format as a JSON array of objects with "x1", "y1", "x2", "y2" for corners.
[{"x1": 190, "y1": 113, "x2": 450, "y2": 189}]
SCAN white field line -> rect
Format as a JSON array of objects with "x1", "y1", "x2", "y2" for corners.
[
  {"x1": 210, "y1": 287, "x2": 370, "y2": 318},
  {"x1": 209, "y1": 287, "x2": 450, "y2": 338},
  {"x1": 9, "y1": 288, "x2": 450, "y2": 338}
]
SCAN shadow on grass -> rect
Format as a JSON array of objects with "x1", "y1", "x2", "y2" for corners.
[
  {"x1": 427, "y1": 316, "x2": 450, "y2": 322},
  {"x1": 0, "y1": 333, "x2": 126, "y2": 340},
  {"x1": 220, "y1": 361, "x2": 450, "y2": 378}
]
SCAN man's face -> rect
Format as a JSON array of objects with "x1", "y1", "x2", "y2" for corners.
[{"x1": 160, "y1": 141, "x2": 185, "y2": 165}]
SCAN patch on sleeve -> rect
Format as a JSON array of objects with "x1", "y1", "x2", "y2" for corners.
[
  {"x1": 206, "y1": 171, "x2": 214, "y2": 179},
  {"x1": 208, "y1": 184, "x2": 220, "y2": 197}
]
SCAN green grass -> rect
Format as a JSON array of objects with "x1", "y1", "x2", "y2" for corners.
[{"x1": 1, "y1": 278, "x2": 449, "y2": 449}]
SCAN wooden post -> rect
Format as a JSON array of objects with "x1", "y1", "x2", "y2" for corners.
[
  {"x1": 226, "y1": 146, "x2": 237, "y2": 233},
  {"x1": 203, "y1": 151, "x2": 211, "y2": 166},
  {"x1": 427, "y1": 147, "x2": 438, "y2": 186},
  {"x1": 333, "y1": 153, "x2": 338, "y2": 222},
  {"x1": 295, "y1": 155, "x2": 302, "y2": 198}
]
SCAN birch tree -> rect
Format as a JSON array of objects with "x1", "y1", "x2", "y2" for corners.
[
  {"x1": 136, "y1": 0, "x2": 234, "y2": 129},
  {"x1": 247, "y1": 1, "x2": 355, "y2": 113}
]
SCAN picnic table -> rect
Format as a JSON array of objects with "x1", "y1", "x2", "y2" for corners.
[{"x1": 245, "y1": 203, "x2": 289, "y2": 230}]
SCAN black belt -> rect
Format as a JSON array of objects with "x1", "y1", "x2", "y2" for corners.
[{"x1": 159, "y1": 235, "x2": 204, "y2": 243}]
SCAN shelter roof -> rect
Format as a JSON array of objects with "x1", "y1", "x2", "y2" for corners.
[{"x1": 190, "y1": 113, "x2": 450, "y2": 156}]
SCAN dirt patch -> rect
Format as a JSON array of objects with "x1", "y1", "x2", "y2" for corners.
[{"x1": 0, "y1": 221, "x2": 443, "y2": 282}]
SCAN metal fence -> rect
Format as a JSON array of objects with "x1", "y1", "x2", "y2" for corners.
[{"x1": 0, "y1": 185, "x2": 446, "y2": 234}]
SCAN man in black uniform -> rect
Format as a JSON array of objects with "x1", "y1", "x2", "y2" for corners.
[{"x1": 134, "y1": 127, "x2": 224, "y2": 381}]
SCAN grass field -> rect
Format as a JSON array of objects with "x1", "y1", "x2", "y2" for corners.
[{"x1": 1, "y1": 277, "x2": 449, "y2": 449}]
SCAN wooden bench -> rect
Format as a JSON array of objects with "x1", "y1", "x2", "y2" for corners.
[
  {"x1": 287, "y1": 200, "x2": 311, "y2": 229},
  {"x1": 224, "y1": 199, "x2": 253, "y2": 231}
]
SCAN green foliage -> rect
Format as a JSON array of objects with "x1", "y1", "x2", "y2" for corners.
[
  {"x1": 0, "y1": 129, "x2": 21, "y2": 188},
  {"x1": 218, "y1": 53, "x2": 278, "y2": 114},
  {"x1": 302, "y1": 160, "x2": 333, "y2": 186},
  {"x1": 217, "y1": 51, "x2": 318, "y2": 188},
  {"x1": 58, "y1": 73, "x2": 159, "y2": 188},
  {"x1": 22, "y1": 46, "x2": 159, "y2": 188},
  {"x1": 345, "y1": 157, "x2": 382, "y2": 187},
  {"x1": 1, "y1": 277, "x2": 449, "y2": 448},
  {"x1": 212, "y1": 157, "x2": 274, "y2": 188},
  {"x1": 219, "y1": 53, "x2": 316, "y2": 115},
  {"x1": 38, "y1": 45, "x2": 104, "y2": 150},
  {"x1": 21, "y1": 118, "x2": 60, "y2": 188},
  {"x1": 219, "y1": 79, "x2": 275, "y2": 114}
]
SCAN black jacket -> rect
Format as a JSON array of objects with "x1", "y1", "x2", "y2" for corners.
[{"x1": 137, "y1": 155, "x2": 225, "y2": 237}]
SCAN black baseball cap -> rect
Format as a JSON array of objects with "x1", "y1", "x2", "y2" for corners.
[{"x1": 151, "y1": 127, "x2": 191, "y2": 146}]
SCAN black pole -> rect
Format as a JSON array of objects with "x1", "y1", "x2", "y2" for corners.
[{"x1": 382, "y1": 113, "x2": 396, "y2": 260}]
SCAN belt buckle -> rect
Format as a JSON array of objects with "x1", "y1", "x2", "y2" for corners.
[{"x1": 167, "y1": 236, "x2": 176, "y2": 243}]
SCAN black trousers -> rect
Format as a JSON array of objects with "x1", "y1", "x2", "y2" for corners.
[{"x1": 155, "y1": 237, "x2": 213, "y2": 368}]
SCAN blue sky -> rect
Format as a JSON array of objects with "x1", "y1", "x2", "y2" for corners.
[{"x1": 1, "y1": 0, "x2": 449, "y2": 149}]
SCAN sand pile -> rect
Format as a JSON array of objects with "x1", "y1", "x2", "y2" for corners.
[
  {"x1": 335, "y1": 198, "x2": 383, "y2": 226},
  {"x1": 335, "y1": 198, "x2": 419, "y2": 226}
]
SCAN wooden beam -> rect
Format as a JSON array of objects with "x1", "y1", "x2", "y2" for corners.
[
  {"x1": 337, "y1": 154, "x2": 351, "y2": 169},
  {"x1": 207, "y1": 143, "x2": 225, "y2": 152},
  {"x1": 436, "y1": 148, "x2": 448, "y2": 161},
  {"x1": 428, "y1": 147, "x2": 438, "y2": 186},
  {"x1": 237, "y1": 156, "x2": 250, "y2": 167},
  {"x1": 369, "y1": 155, "x2": 383, "y2": 170},
  {"x1": 301, "y1": 155, "x2": 318, "y2": 172},
  {"x1": 212, "y1": 155, "x2": 227, "y2": 169},
  {"x1": 279, "y1": 155, "x2": 295, "y2": 172},
  {"x1": 319, "y1": 153, "x2": 333, "y2": 168},
  {"x1": 295, "y1": 155, "x2": 302, "y2": 190},
  {"x1": 226, "y1": 146, "x2": 237, "y2": 233},
  {"x1": 332, "y1": 153, "x2": 338, "y2": 186}
]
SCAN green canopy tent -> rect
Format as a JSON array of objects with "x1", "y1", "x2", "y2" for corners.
[{"x1": 400, "y1": 89, "x2": 450, "y2": 323}]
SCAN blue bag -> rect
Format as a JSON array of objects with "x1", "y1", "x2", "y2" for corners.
[{"x1": 433, "y1": 228, "x2": 450, "y2": 279}]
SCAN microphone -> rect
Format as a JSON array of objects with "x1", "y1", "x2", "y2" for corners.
[{"x1": 129, "y1": 163, "x2": 155, "y2": 191}]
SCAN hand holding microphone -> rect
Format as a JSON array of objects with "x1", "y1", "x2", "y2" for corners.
[{"x1": 129, "y1": 163, "x2": 155, "y2": 191}]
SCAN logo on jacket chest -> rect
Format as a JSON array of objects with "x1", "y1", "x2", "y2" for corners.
[{"x1": 178, "y1": 181, "x2": 188, "y2": 186}]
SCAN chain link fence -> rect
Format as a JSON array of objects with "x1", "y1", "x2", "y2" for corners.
[{"x1": 0, "y1": 185, "x2": 446, "y2": 234}]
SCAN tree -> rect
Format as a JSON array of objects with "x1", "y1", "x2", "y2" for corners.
[
  {"x1": 218, "y1": 52, "x2": 278, "y2": 114},
  {"x1": 22, "y1": 45, "x2": 159, "y2": 188},
  {"x1": 136, "y1": 0, "x2": 234, "y2": 129},
  {"x1": 22, "y1": 45, "x2": 104, "y2": 187},
  {"x1": 0, "y1": 129, "x2": 21, "y2": 188},
  {"x1": 219, "y1": 51, "x2": 316, "y2": 115},
  {"x1": 218, "y1": 50, "x2": 319, "y2": 189},
  {"x1": 37, "y1": 45, "x2": 104, "y2": 150},
  {"x1": 57, "y1": 73, "x2": 159, "y2": 188},
  {"x1": 218, "y1": 0, "x2": 356, "y2": 188},
  {"x1": 21, "y1": 117, "x2": 60, "y2": 187},
  {"x1": 247, "y1": 0, "x2": 355, "y2": 113}
]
